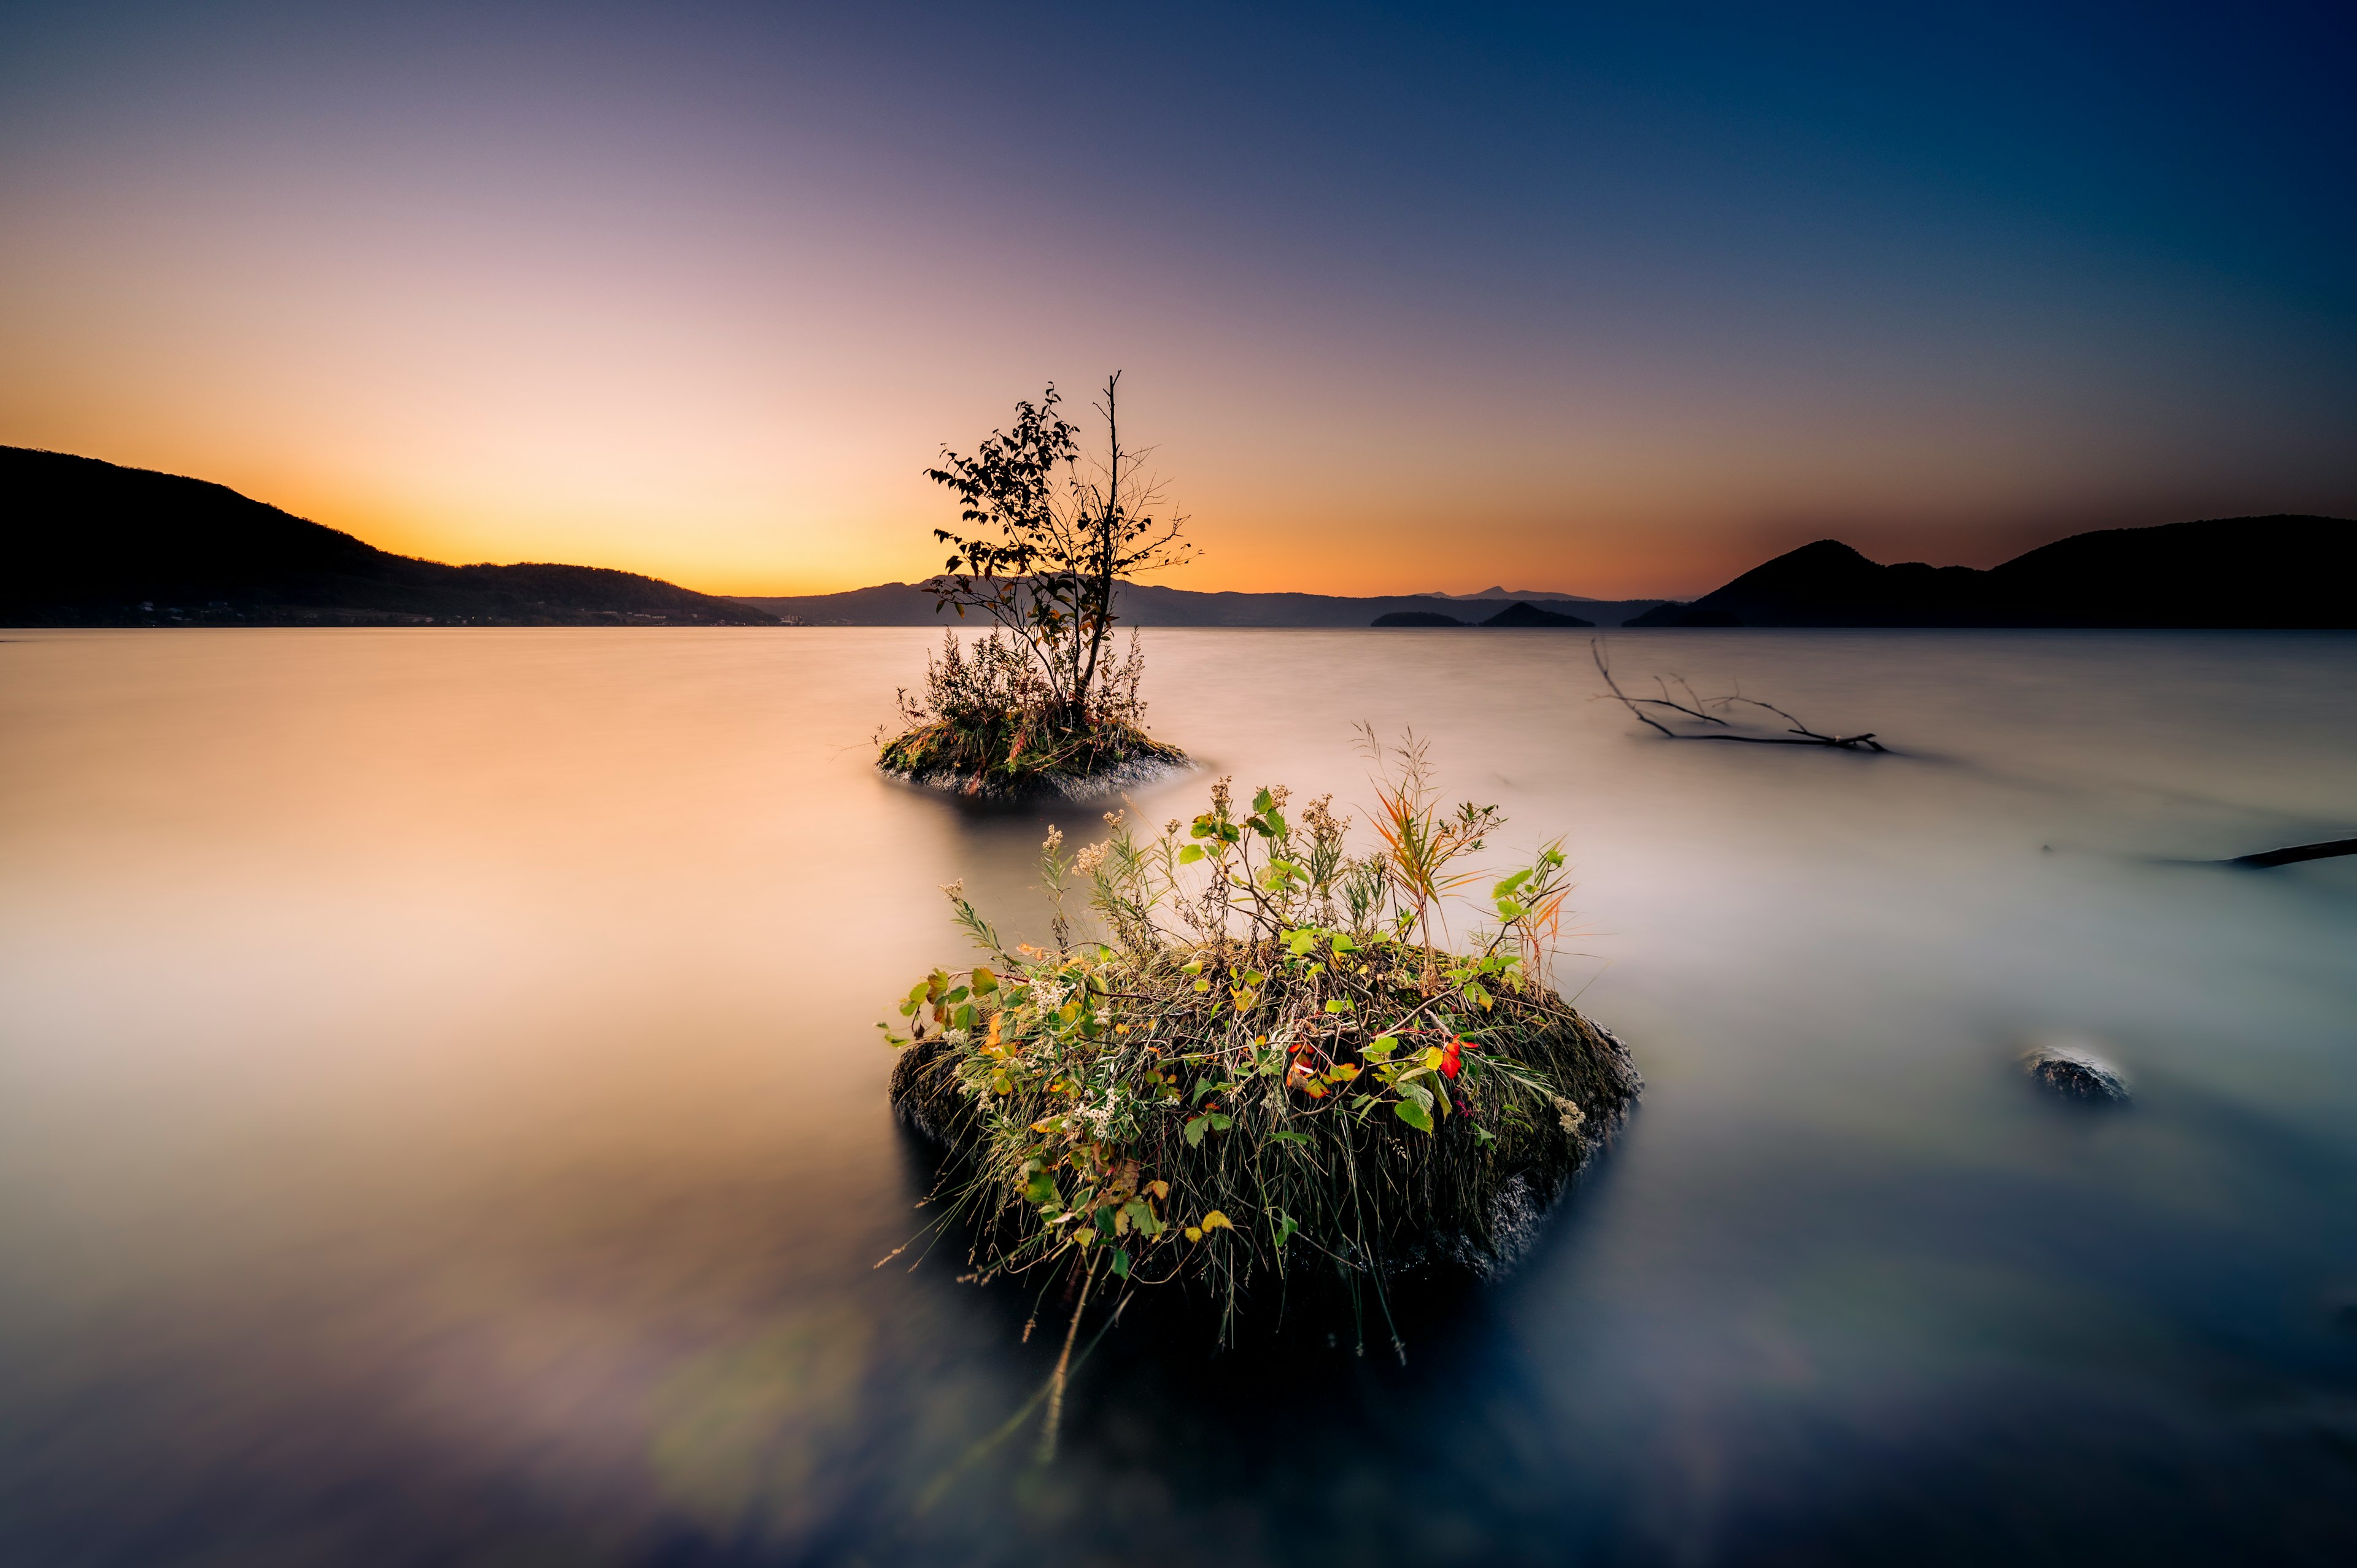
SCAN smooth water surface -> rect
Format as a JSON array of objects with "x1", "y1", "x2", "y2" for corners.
[{"x1": 2, "y1": 627, "x2": 2353, "y2": 1565}]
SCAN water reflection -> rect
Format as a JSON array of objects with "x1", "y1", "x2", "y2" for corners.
[{"x1": 1, "y1": 627, "x2": 2351, "y2": 1564}]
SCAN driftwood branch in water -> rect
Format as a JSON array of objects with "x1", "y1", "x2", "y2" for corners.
[
  {"x1": 1591, "y1": 639, "x2": 1888, "y2": 751},
  {"x1": 2229, "y1": 836, "x2": 2357, "y2": 868}
]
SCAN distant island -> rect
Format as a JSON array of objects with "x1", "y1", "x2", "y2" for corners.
[
  {"x1": 1627, "y1": 520, "x2": 2355, "y2": 628},
  {"x1": 1, "y1": 447, "x2": 776, "y2": 626},
  {"x1": 1373, "y1": 602, "x2": 1595, "y2": 628}
]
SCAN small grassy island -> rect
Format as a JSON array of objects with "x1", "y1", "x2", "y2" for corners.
[
  {"x1": 884, "y1": 735, "x2": 1641, "y2": 1369},
  {"x1": 879, "y1": 374, "x2": 1193, "y2": 800},
  {"x1": 878, "y1": 628, "x2": 1184, "y2": 799}
]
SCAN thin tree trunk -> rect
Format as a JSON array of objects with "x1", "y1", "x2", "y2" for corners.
[{"x1": 1078, "y1": 373, "x2": 1121, "y2": 716}]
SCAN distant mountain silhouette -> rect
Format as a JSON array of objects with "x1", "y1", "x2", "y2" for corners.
[
  {"x1": 1422, "y1": 585, "x2": 1597, "y2": 603},
  {"x1": 1625, "y1": 517, "x2": 2355, "y2": 628},
  {"x1": 736, "y1": 582, "x2": 1668, "y2": 628},
  {"x1": 1371, "y1": 611, "x2": 1466, "y2": 627},
  {"x1": 1480, "y1": 601, "x2": 1593, "y2": 627},
  {"x1": 2, "y1": 447, "x2": 776, "y2": 625}
]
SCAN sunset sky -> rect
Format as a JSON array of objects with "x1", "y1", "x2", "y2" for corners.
[{"x1": 3, "y1": 2, "x2": 2351, "y2": 598}]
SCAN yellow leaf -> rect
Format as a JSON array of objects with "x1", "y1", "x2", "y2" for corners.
[
  {"x1": 1200, "y1": 1210, "x2": 1233, "y2": 1231},
  {"x1": 1185, "y1": 1226, "x2": 1203, "y2": 1243},
  {"x1": 1145, "y1": 1180, "x2": 1170, "y2": 1199},
  {"x1": 1422, "y1": 1046, "x2": 1446, "y2": 1071}
]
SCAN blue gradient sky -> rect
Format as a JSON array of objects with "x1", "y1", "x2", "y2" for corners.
[{"x1": 3, "y1": 1, "x2": 2350, "y2": 595}]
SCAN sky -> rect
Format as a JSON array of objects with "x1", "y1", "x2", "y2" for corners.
[{"x1": 2, "y1": 1, "x2": 2352, "y2": 598}]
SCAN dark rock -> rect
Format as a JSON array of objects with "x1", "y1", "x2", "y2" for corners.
[{"x1": 2021, "y1": 1039, "x2": 2131, "y2": 1103}]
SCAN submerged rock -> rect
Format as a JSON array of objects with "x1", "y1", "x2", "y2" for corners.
[
  {"x1": 884, "y1": 750, "x2": 1188, "y2": 805},
  {"x1": 2021, "y1": 1037, "x2": 2131, "y2": 1104},
  {"x1": 1453, "y1": 1022, "x2": 1640, "y2": 1276}
]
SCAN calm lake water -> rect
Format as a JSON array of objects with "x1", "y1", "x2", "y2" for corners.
[{"x1": 2, "y1": 627, "x2": 2354, "y2": 1566}]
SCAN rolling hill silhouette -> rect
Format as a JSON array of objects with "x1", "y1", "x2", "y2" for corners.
[
  {"x1": 1625, "y1": 517, "x2": 2354, "y2": 628},
  {"x1": 733, "y1": 582, "x2": 1665, "y2": 627},
  {"x1": 2, "y1": 447, "x2": 776, "y2": 626},
  {"x1": 12, "y1": 446, "x2": 2344, "y2": 631}
]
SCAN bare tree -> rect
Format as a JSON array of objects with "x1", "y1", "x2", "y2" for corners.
[
  {"x1": 1592, "y1": 639, "x2": 1887, "y2": 751},
  {"x1": 923, "y1": 374, "x2": 1194, "y2": 726}
]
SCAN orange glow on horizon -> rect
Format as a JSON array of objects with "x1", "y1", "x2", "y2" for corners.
[{"x1": 4, "y1": 17, "x2": 2347, "y2": 605}]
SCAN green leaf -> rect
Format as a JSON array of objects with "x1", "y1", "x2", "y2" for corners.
[
  {"x1": 1267, "y1": 1129, "x2": 1310, "y2": 1146},
  {"x1": 1323, "y1": 998, "x2": 1353, "y2": 1013},
  {"x1": 1252, "y1": 787, "x2": 1274, "y2": 815},
  {"x1": 1393, "y1": 1098, "x2": 1434, "y2": 1133},
  {"x1": 1286, "y1": 930, "x2": 1318, "y2": 956},
  {"x1": 1178, "y1": 844, "x2": 1206, "y2": 864},
  {"x1": 1110, "y1": 1248, "x2": 1131, "y2": 1279},
  {"x1": 1363, "y1": 1037, "x2": 1398, "y2": 1060},
  {"x1": 970, "y1": 967, "x2": 998, "y2": 994},
  {"x1": 1183, "y1": 1116, "x2": 1209, "y2": 1148},
  {"x1": 1272, "y1": 1213, "x2": 1298, "y2": 1249}
]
